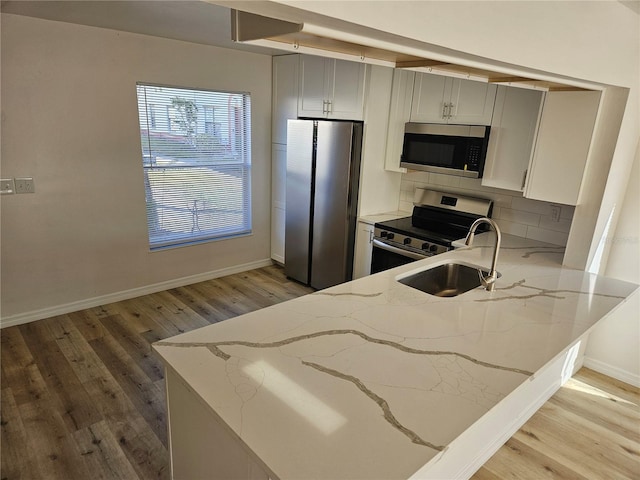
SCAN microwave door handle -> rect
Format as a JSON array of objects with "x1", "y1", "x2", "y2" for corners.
[{"x1": 373, "y1": 239, "x2": 429, "y2": 260}]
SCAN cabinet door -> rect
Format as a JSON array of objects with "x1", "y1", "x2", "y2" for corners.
[
  {"x1": 384, "y1": 69, "x2": 414, "y2": 172},
  {"x1": 525, "y1": 90, "x2": 600, "y2": 205},
  {"x1": 272, "y1": 55, "x2": 299, "y2": 144},
  {"x1": 328, "y1": 59, "x2": 366, "y2": 120},
  {"x1": 166, "y1": 370, "x2": 270, "y2": 480},
  {"x1": 271, "y1": 207, "x2": 285, "y2": 264},
  {"x1": 272, "y1": 143, "x2": 286, "y2": 210},
  {"x1": 298, "y1": 55, "x2": 328, "y2": 118},
  {"x1": 482, "y1": 86, "x2": 544, "y2": 191},
  {"x1": 271, "y1": 144, "x2": 287, "y2": 263},
  {"x1": 410, "y1": 72, "x2": 451, "y2": 123},
  {"x1": 353, "y1": 222, "x2": 374, "y2": 279},
  {"x1": 449, "y1": 78, "x2": 497, "y2": 125}
]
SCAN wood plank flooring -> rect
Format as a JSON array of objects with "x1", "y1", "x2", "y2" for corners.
[
  {"x1": 2, "y1": 264, "x2": 639, "y2": 479},
  {"x1": 472, "y1": 368, "x2": 640, "y2": 480}
]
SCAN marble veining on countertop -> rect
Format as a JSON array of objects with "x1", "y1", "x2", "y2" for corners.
[{"x1": 153, "y1": 234, "x2": 637, "y2": 480}]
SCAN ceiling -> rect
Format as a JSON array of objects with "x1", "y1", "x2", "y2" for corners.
[
  {"x1": 0, "y1": 0, "x2": 285, "y2": 56},
  {"x1": 1, "y1": 0, "x2": 602, "y2": 91}
]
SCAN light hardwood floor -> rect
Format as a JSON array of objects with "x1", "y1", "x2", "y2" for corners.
[{"x1": 1, "y1": 264, "x2": 639, "y2": 479}]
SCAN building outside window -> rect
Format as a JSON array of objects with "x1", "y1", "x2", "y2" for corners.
[
  {"x1": 148, "y1": 104, "x2": 157, "y2": 129},
  {"x1": 204, "y1": 105, "x2": 222, "y2": 136},
  {"x1": 136, "y1": 83, "x2": 252, "y2": 249}
]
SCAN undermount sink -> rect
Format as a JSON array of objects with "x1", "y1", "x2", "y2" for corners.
[{"x1": 397, "y1": 262, "x2": 500, "y2": 297}]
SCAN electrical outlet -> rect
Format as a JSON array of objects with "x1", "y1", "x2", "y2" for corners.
[
  {"x1": 1, "y1": 178, "x2": 15, "y2": 195},
  {"x1": 550, "y1": 204, "x2": 562, "y2": 222},
  {"x1": 15, "y1": 177, "x2": 35, "y2": 194}
]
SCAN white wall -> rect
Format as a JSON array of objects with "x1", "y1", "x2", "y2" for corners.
[
  {"x1": 584, "y1": 142, "x2": 640, "y2": 386},
  {"x1": 0, "y1": 14, "x2": 273, "y2": 324}
]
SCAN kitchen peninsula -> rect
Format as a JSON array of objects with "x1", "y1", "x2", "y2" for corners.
[{"x1": 154, "y1": 234, "x2": 638, "y2": 479}]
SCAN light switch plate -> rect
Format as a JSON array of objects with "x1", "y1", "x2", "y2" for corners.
[
  {"x1": 1, "y1": 178, "x2": 15, "y2": 195},
  {"x1": 15, "y1": 177, "x2": 35, "y2": 194}
]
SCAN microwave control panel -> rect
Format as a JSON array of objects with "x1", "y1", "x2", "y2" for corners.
[{"x1": 467, "y1": 144, "x2": 481, "y2": 170}]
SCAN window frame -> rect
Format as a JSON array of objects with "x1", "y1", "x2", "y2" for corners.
[{"x1": 136, "y1": 82, "x2": 253, "y2": 251}]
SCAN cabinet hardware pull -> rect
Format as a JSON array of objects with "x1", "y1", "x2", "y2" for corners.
[
  {"x1": 327, "y1": 100, "x2": 332, "y2": 114},
  {"x1": 448, "y1": 102, "x2": 455, "y2": 119},
  {"x1": 521, "y1": 169, "x2": 528, "y2": 189},
  {"x1": 322, "y1": 100, "x2": 327, "y2": 114},
  {"x1": 442, "y1": 103, "x2": 448, "y2": 119}
]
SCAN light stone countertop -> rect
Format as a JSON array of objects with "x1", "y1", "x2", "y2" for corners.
[
  {"x1": 153, "y1": 233, "x2": 638, "y2": 479},
  {"x1": 358, "y1": 210, "x2": 411, "y2": 225}
]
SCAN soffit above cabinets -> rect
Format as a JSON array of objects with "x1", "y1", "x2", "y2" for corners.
[{"x1": 231, "y1": 9, "x2": 598, "y2": 92}]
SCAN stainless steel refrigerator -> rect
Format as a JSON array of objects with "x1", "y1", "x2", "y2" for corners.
[{"x1": 285, "y1": 119, "x2": 363, "y2": 290}]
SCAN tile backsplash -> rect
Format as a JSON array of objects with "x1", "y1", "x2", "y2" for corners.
[{"x1": 399, "y1": 171, "x2": 574, "y2": 246}]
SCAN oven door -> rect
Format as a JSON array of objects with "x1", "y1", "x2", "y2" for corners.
[{"x1": 371, "y1": 239, "x2": 429, "y2": 274}]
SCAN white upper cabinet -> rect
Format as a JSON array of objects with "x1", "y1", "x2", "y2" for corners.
[
  {"x1": 410, "y1": 72, "x2": 497, "y2": 125},
  {"x1": 297, "y1": 55, "x2": 326, "y2": 117},
  {"x1": 524, "y1": 90, "x2": 601, "y2": 206},
  {"x1": 482, "y1": 86, "x2": 544, "y2": 192},
  {"x1": 450, "y1": 78, "x2": 498, "y2": 125},
  {"x1": 298, "y1": 55, "x2": 367, "y2": 120},
  {"x1": 409, "y1": 73, "x2": 449, "y2": 123},
  {"x1": 272, "y1": 55, "x2": 299, "y2": 144}
]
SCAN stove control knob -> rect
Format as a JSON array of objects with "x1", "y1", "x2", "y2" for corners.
[
  {"x1": 403, "y1": 237, "x2": 411, "y2": 245},
  {"x1": 380, "y1": 231, "x2": 388, "y2": 238},
  {"x1": 429, "y1": 245, "x2": 439, "y2": 252},
  {"x1": 421, "y1": 242, "x2": 430, "y2": 250},
  {"x1": 387, "y1": 233, "x2": 395, "y2": 240}
]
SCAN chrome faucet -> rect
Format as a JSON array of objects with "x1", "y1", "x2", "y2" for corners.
[{"x1": 464, "y1": 218, "x2": 501, "y2": 292}]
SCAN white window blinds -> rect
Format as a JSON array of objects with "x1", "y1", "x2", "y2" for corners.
[{"x1": 136, "y1": 84, "x2": 252, "y2": 249}]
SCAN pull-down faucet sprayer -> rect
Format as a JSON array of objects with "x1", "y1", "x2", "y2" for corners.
[{"x1": 464, "y1": 218, "x2": 501, "y2": 292}]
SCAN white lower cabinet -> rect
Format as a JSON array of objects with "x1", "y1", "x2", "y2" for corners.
[
  {"x1": 524, "y1": 90, "x2": 601, "y2": 205},
  {"x1": 482, "y1": 86, "x2": 544, "y2": 192},
  {"x1": 353, "y1": 221, "x2": 374, "y2": 279},
  {"x1": 166, "y1": 369, "x2": 270, "y2": 480}
]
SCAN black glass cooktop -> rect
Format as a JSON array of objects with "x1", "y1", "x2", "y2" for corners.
[
  {"x1": 375, "y1": 217, "x2": 464, "y2": 245},
  {"x1": 374, "y1": 206, "x2": 489, "y2": 245}
]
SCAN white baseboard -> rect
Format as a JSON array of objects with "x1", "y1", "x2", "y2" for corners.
[
  {"x1": 0, "y1": 259, "x2": 274, "y2": 329},
  {"x1": 582, "y1": 356, "x2": 640, "y2": 387}
]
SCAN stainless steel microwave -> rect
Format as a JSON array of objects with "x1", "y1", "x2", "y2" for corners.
[{"x1": 400, "y1": 123, "x2": 491, "y2": 178}]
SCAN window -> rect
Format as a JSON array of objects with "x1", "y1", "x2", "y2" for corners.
[
  {"x1": 136, "y1": 83, "x2": 252, "y2": 249},
  {"x1": 203, "y1": 106, "x2": 220, "y2": 136},
  {"x1": 148, "y1": 105, "x2": 157, "y2": 129}
]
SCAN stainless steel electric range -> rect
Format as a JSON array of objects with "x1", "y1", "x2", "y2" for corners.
[{"x1": 371, "y1": 189, "x2": 493, "y2": 274}]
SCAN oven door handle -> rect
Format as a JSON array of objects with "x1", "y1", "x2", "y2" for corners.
[{"x1": 372, "y1": 239, "x2": 429, "y2": 260}]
